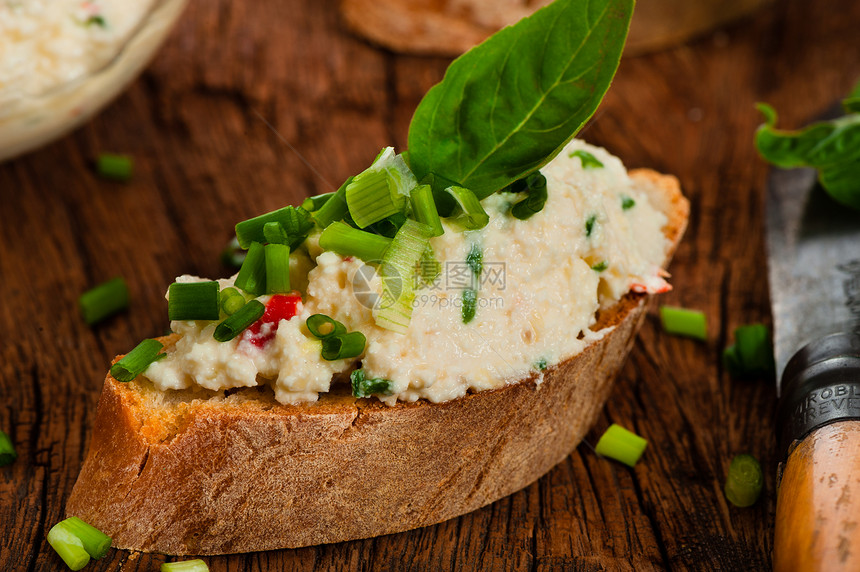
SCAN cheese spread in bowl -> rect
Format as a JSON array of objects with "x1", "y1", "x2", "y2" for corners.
[
  {"x1": 144, "y1": 140, "x2": 671, "y2": 406},
  {"x1": 0, "y1": 0, "x2": 187, "y2": 162}
]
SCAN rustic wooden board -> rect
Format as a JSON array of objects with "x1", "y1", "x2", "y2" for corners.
[{"x1": 1, "y1": 0, "x2": 858, "y2": 569}]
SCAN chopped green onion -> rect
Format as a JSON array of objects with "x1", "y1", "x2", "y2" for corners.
[
  {"x1": 47, "y1": 520, "x2": 90, "y2": 571},
  {"x1": 509, "y1": 173, "x2": 548, "y2": 220},
  {"x1": 442, "y1": 186, "x2": 489, "y2": 231},
  {"x1": 345, "y1": 148, "x2": 414, "y2": 228},
  {"x1": 591, "y1": 261, "x2": 608, "y2": 272},
  {"x1": 659, "y1": 306, "x2": 707, "y2": 341},
  {"x1": 110, "y1": 339, "x2": 165, "y2": 382},
  {"x1": 312, "y1": 177, "x2": 352, "y2": 228},
  {"x1": 621, "y1": 195, "x2": 636, "y2": 210},
  {"x1": 350, "y1": 369, "x2": 394, "y2": 398},
  {"x1": 365, "y1": 212, "x2": 408, "y2": 238},
  {"x1": 58, "y1": 517, "x2": 112, "y2": 559},
  {"x1": 79, "y1": 277, "x2": 129, "y2": 325},
  {"x1": 95, "y1": 153, "x2": 133, "y2": 181},
  {"x1": 318, "y1": 221, "x2": 391, "y2": 262},
  {"x1": 409, "y1": 184, "x2": 444, "y2": 237},
  {"x1": 466, "y1": 243, "x2": 483, "y2": 278},
  {"x1": 462, "y1": 288, "x2": 478, "y2": 324},
  {"x1": 373, "y1": 220, "x2": 432, "y2": 333},
  {"x1": 321, "y1": 331, "x2": 366, "y2": 360},
  {"x1": 723, "y1": 324, "x2": 775, "y2": 378},
  {"x1": 213, "y1": 300, "x2": 265, "y2": 342},
  {"x1": 219, "y1": 287, "x2": 246, "y2": 316},
  {"x1": 234, "y1": 242, "x2": 267, "y2": 296},
  {"x1": 724, "y1": 453, "x2": 763, "y2": 507},
  {"x1": 594, "y1": 424, "x2": 648, "y2": 467},
  {"x1": 265, "y1": 243, "x2": 291, "y2": 294},
  {"x1": 301, "y1": 192, "x2": 334, "y2": 212},
  {"x1": 534, "y1": 358, "x2": 548, "y2": 371},
  {"x1": 585, "y1": 214, "x2": 598, "y2": 237},
  {"x1": 569, "y1": 149, "x2": 604, "y2": 169},
  {"x1": 235, "y1": 206, "x2": 314, "y2": 250},
  {"x1": 85, "y1": 14, "x2": 106, "y2": 27},
  {"x1": 306, "y1": 314, "x2": 347, "y2": 339},
  {"x1": 263, "y1": 221, "x2": 289, "y2": 245},
  {"x1": 0, "y1": 430, "x2": 16, "y2": 467},
  {"x1": 167, "y1": 281, "x2": 220, "y2": 321},
  {"x1": 220, "y1": 236, "x2": 246, "y2": 269},
  {"x1": 161, "y1": 560, "x2": 210, "y2": 572}
]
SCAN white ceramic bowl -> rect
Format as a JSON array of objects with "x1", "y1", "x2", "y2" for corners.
[{"x1": 0, "y1": 0, "x2": 188, "y2": 162}]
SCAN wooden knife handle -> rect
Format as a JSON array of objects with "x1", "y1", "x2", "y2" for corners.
[{"x1": 774, "y1": 420, "x2": 860, "y2": 571}]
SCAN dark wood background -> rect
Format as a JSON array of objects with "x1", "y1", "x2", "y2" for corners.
[{"x1": 2, "y1": 0, "x2": 858, "y2": 569}]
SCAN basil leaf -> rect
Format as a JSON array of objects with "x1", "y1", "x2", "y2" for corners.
[{"x1": 407, "y1": 0, "x2": 633, "y2": 200}]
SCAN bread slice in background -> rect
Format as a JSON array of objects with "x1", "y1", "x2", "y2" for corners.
[{"x1": 66, "y1": 169, "x2": 688, "y2": 555}]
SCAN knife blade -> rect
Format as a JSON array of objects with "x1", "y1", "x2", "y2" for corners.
[{"x1": 766, "y1": 129, "x2": 860, "y2": 572}]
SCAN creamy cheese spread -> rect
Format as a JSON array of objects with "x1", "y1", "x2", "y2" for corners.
[
  {"x1": 144, "y1": 140, "x2": 670, "y2": 405},
  {"x1": 0, "y1": 0, "x2": 186, "y2": 161}
]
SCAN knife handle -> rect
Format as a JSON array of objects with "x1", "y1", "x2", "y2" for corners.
[
  {"x1": 774, "y1": 331, "x2": 860, "y2": 571},
  {"x1": 774, "y1": 420, "x2": 860, "y2": 571}
]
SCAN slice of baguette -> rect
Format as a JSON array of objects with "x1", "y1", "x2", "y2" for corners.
[{"x1": 66, "y1": 169, "x2": 688, "y2": 555}]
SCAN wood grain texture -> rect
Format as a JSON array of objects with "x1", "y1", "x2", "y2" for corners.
[
  {"x1": 774, "y1": 421, "x2": 860, "y2": 572},
  {"x1": 1, "y1": 0, "x2": 859, "y2": 569}
]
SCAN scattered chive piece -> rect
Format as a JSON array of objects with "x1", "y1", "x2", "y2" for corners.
[
  {"x1": 659, "y1": 306, "x2": 708, "y2": 341},
  {"x1": 301, "y1": 192, "x2": 334, "y2": 213},
  {"x1": 318, "y1": 221, "x2": 392, "y2": 262},
  {"x1": 535, "y1": 358, "x2": 548, "y2": 371},
  {"x1": 350, "y1": 369, "x2": 394, "y2": 398},
  {"x1": 591, "y1": 261, "x2": 608, "y2": 272},
  {"x1": 219, "y1": 288, "x2": 246, "y2": 316},
  {"x1": 220, "y1": 236, "x2": 246, "y2": 269},
  {"x1": 110, "y1": 339, "x2": 165, "y2": 382},
  {"x1": 321, "y1": 331, "x2": 367, "y2": 360},
  {"x1": 466, "y1": 243, "x2": 483, "y2": 278},
  {"x1": 462, "y1": 288, "x2": 478, "y2": 324},
  {"x1": 213, "y1": 300, "x2": 265, "y2": 342},
  {"x1": 594, "y1": 424, "x2": 648, "y2": 467},
  {"x1": 585, "y1": 214, "x2": 598, "y2": 237},
  {"x1": 569, "y1": 149, "x2": 604, "y2": 169},
  {"x1": 409, "y1": 184, "x2": 444, "y2": 237},
  {"x1": 234, "y1": 242, "x2": 267, "y2": 296},
  {"x1": 85, "y1": 14, "x2": 106, "y2": 27},
  {"x1": 0, "y1": 430, "x2": 16, "y2": 467},
  {"x1": 47, "y1": 520, "x2": 90, "y2": 571},
  {"x1": 724, "y1": 453, "x2": 763, "y2": 507},
  {"x1": 161, "y1": 560, "x2": 210, "y2": 572},
  {"x1": 723, "y1": 324, "x2": 775, "y2": 379},
  {"x1": 235, "y1": 206, "x2": 314, "y2": 250},
  {"x1": 621, "y1": 195, "x2": 636, "y2": 210},
  {"x1": 373, "y1": 220, "x2": 432, "y2": 333},
  {"x1": 167, "y1": 281, "x2": 220, "y2": 321},
  {"x1": 306, "y1": 314, "x2": 347, "y2": 339},
  {"x1": 312, "y1": 177, "x2": 352, "y2": 228},
  {"x1": 345, "y1": 148, "x2": 414, "y2": 228},
  {"x1": 264, "y1": 243, "x2": 291, "y2": 294},
  {"x1": 59, "y1": 517, "x2": 112, "y2": 559},
  {"x1": 79, "y1": 277, "x2": 129, "y2": 325},
  {"x1": 95, "y1": 153, "x2": 133, "y2": 181},
  {"x1": 442, "y1": 186, "x2": 490, "y2": 230}
]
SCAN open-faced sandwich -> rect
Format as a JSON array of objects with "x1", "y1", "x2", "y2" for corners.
[{"x1": 67, "y1": 0, "x2": 689, "y2": 555}]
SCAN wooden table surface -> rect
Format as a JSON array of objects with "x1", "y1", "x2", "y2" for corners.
[{"x1": 2, "y1": 0, "x2": 858, "y2": 570}]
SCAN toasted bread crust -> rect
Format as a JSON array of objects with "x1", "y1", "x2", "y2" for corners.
[{"x1": 66, "y1": 169, "x2": 688, "y2": 554}]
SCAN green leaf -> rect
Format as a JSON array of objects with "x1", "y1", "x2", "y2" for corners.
[{"x1": 407, "y1": 0, "x2": 633, "y2": 199}]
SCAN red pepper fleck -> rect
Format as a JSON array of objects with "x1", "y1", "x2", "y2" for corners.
[{"x1": 243, "y1": 292, "x2": 302, "y2": 348}]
